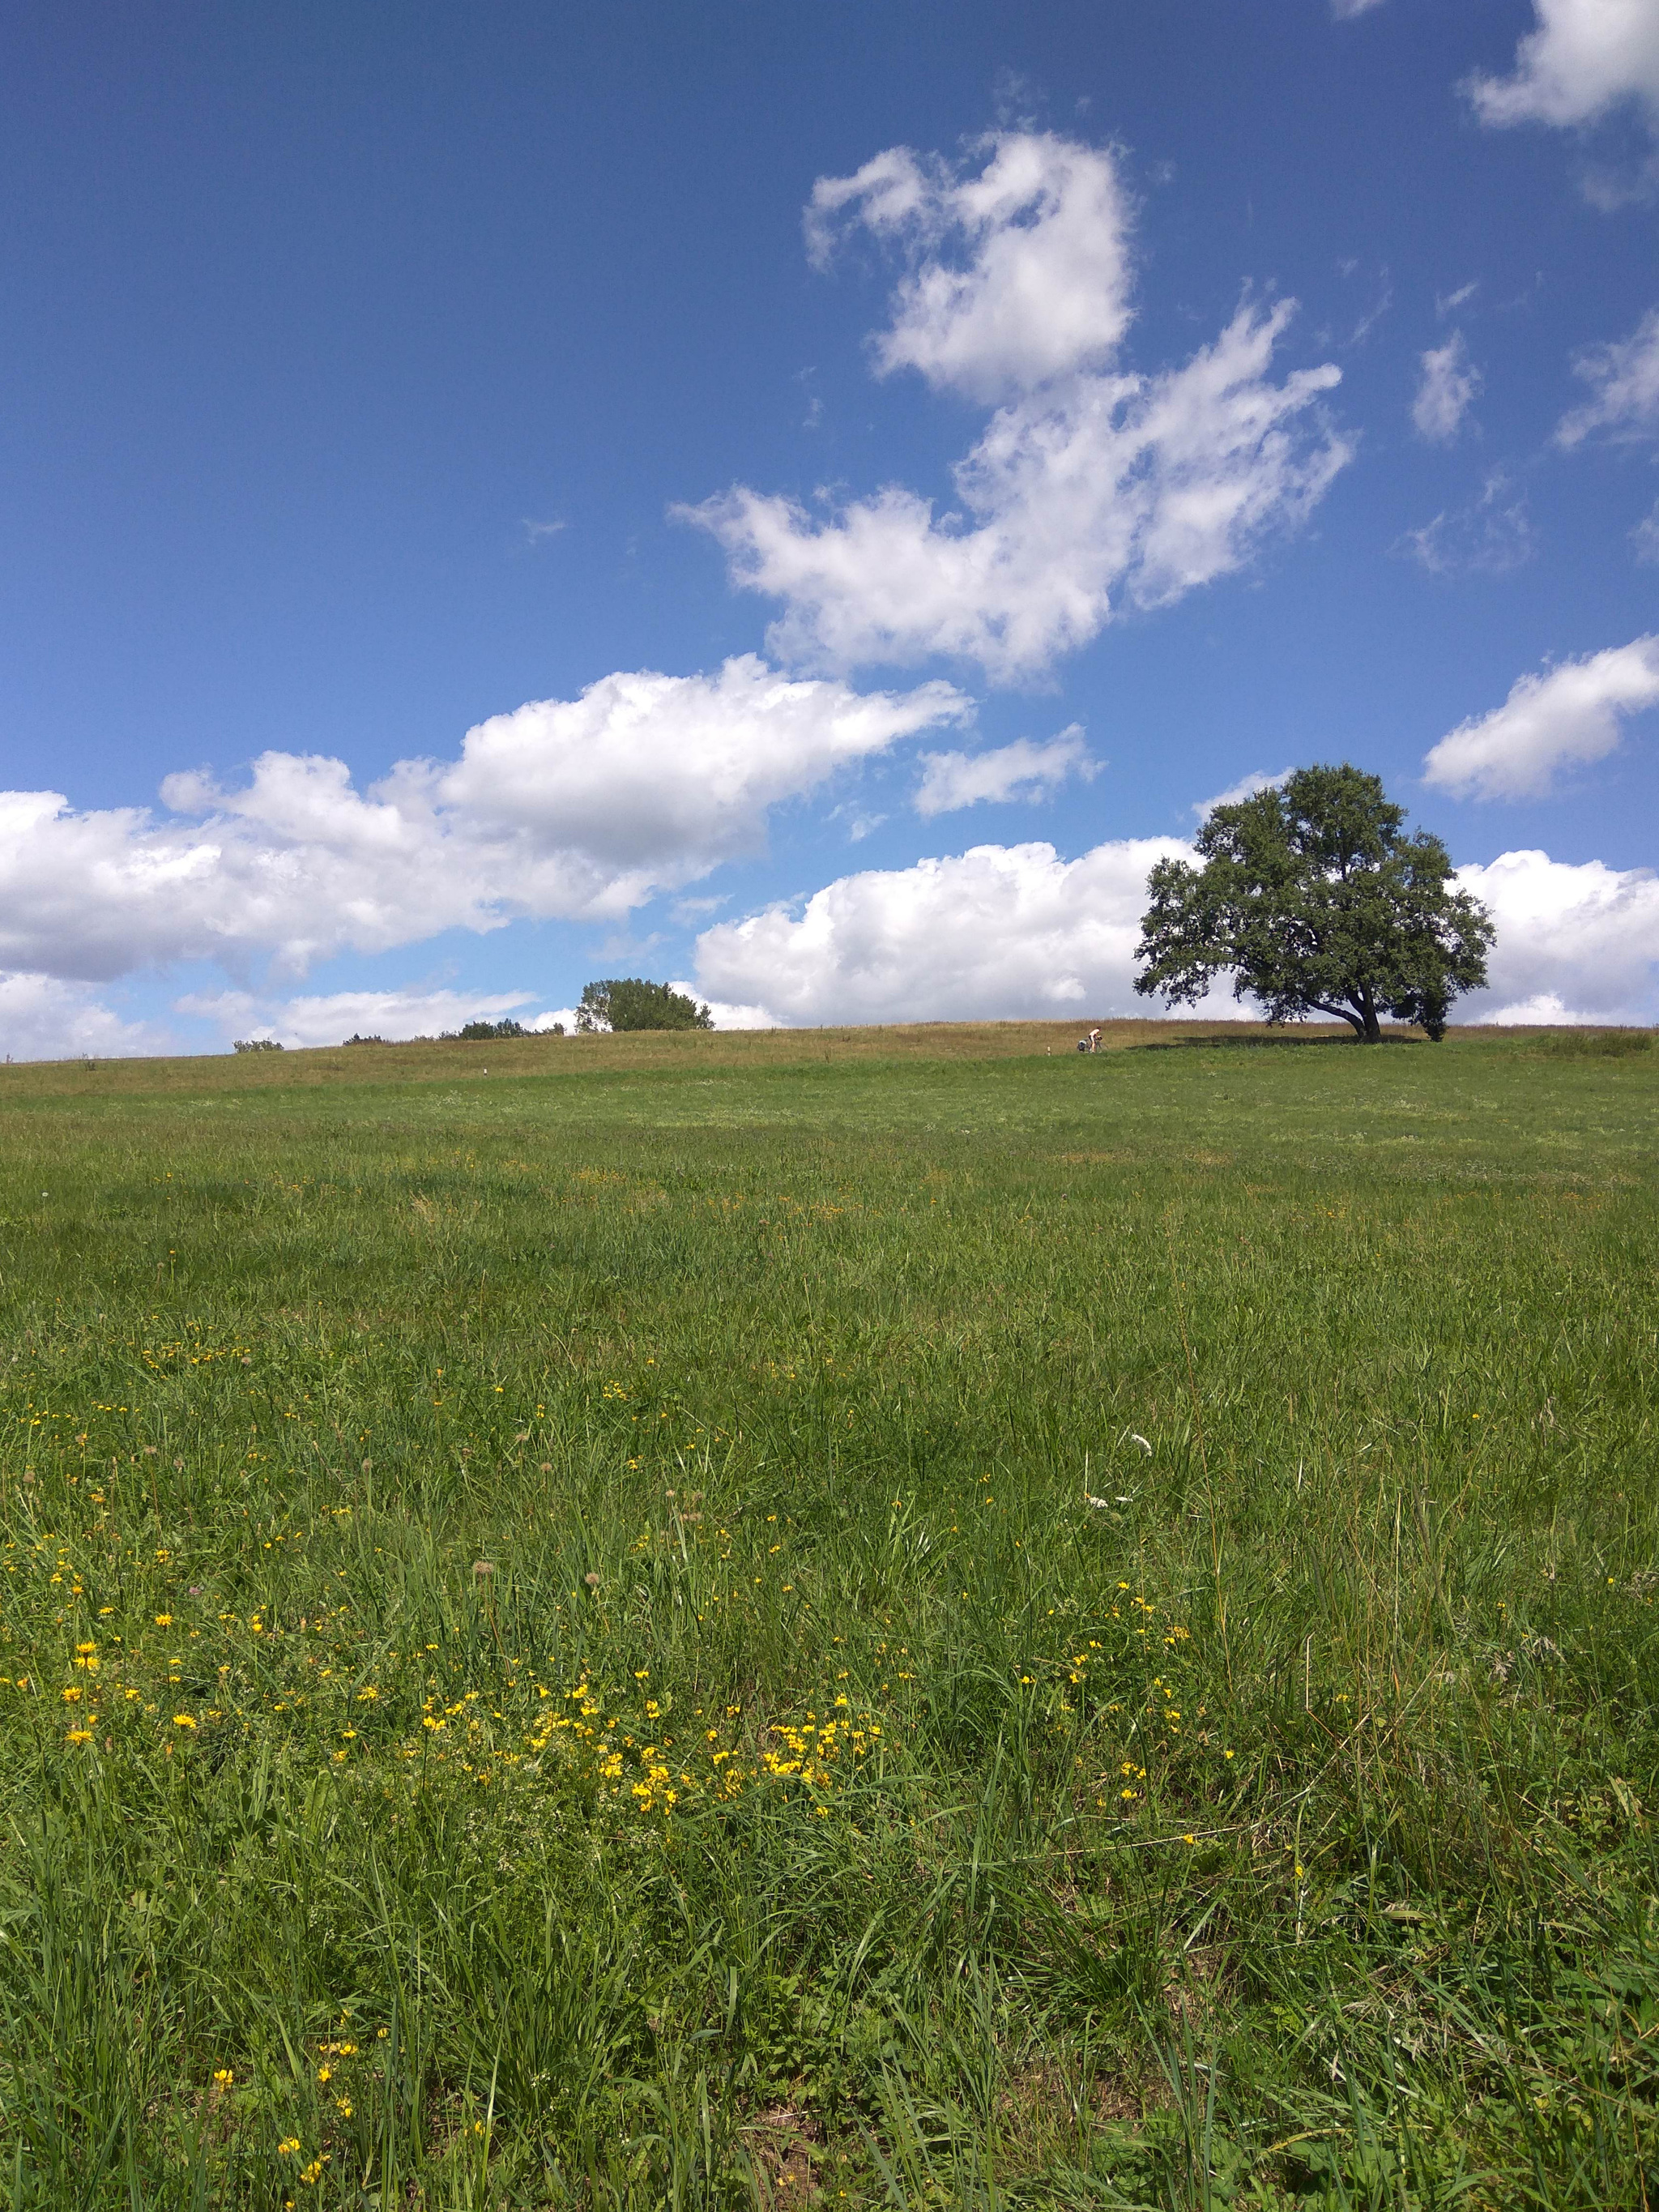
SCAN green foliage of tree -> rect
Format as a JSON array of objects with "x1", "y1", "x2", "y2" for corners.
[
  {"x1": 447, "y1": 1018, "x2": 527, "y2": 1042},
  {"x1": 576, "y1": 979, "x2": 714, "y2": 1033},
  {"x1": 1133, "y1": 763, "x2": 1494, "y2": 1042},
  {"x1": 231, "y1": 1037, "x2": 284, "y2": 1053}
]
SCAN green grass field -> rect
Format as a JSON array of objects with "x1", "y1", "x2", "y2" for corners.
[{"x1": 1, "y1": 1021, "x2": 1655, "y2": 2210}]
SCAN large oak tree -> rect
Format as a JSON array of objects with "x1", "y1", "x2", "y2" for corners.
[{"x1": 1133, "y1": 764, "x2": 1493, "y2": 1041}]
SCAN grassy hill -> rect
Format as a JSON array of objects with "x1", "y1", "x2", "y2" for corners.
[{"x1": 0, "y1": 1021, "x2": 1654, "y2": 2206}]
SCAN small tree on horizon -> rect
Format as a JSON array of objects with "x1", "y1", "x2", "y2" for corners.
[
  {"x1": 576, "y1": 979, "x2": 714, "y2": 1033},
  {"x1": 1133, "y1": 764, "x2": 1494, "y2": 1042},
  {"x1": 448, "y1": 1017, "x2": 527, "y2": 1041}
]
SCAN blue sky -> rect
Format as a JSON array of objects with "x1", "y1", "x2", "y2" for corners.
[{"x1": 2, "y1": 0, "x2": 1657, "y2": 1053}]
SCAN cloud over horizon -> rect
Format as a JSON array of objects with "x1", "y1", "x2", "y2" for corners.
[
  {"x1": 173, "y1": 984, "x2": 556, "y2": 1052},
  {"x1": 0, "y1": 98, "x2": 1650, "y2": 1070},
  {"x1": 1458, "y1": 847, "x2": 1659, "y2": 1023},
  {"x1": 692, "y1": 830, "x2": 1659, "y2": 1034},
  {"x1": 692, "y1": 835, "x2": 1204, "y2": 1026},
  {"x1": 7, "y1": 814, "x2": 1654, "y2": 1062},
  {"x1": 0, "y1": 657, "x2": 967, "y2": 986}
]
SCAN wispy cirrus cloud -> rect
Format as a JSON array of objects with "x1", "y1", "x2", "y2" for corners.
[
  {"x1": 1401, "y1": 470, "x2": 1536, "y2": 576},
  {"x1": 1556, "y1": 305, "x2": 1659, "y2": 446},
  {"x1": 1412, "y1": 332, "x2": 1482, "y2": 442}
]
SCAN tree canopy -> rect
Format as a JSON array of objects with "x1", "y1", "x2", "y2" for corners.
[
  {"x1": 576, "y1": 978, "x2": 714, "y2": 1033},
  {"x1": 448, "y1": 1018, "x2": 526, "y2": 1041},
  {"x1": 1133, "y1": 763, "x2": 1493, "y2": 1042}
]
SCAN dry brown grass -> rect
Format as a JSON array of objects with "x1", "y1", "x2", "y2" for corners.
[{"x1": 0, "y1": 1014, "x2": 1379, "y2": 1100}]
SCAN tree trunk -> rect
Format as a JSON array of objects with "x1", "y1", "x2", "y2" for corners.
[{"x1": 1311, "y1": 1001, "x2": 1375, "y2": 1040}]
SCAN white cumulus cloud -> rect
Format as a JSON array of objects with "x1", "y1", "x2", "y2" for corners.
[
  {"x1": 693, "y1": 833, "x2": 1659, "y2": 1033},
  {"x1": 804, "y1": 132, "x2": 1134, "y2": 402},
  {"x1": 913, "y1": 728, "x2": 1095, "y2": 817},
  {"x1": 665, "y1": 984, "x2": 776, "y2": 1030},
  {"x1": 0, "y1": 657, "x2": 967, "y2": 985},
  {"x1": 1556, "y1": 305, "x2": 1659, "y2": 446},
  {"x1": 686, "y1": 132, "x2": 1350, "y2": 682},
  {"x1": 0, "y1": 974, "x2": 168, "y2": 1061},
  {"x1": 1423, "y1": 637, "x2": 1659, "y2": 799},
  {"x1": 1466, "y1": 0, "x2": 1659, "y2": 131},
  {"x1": 437, "y1": 656, "x2": 966, "y2": 871},
  {"x1": 1413, "y1": 332, "x2": 1482, "y2": 442},
  {"x1": 1479, "y1": 991, "x2": 1601, "y2": 1023},
  {"x1": 691, "y1": 836, "x2": 1214, "y2": 1026},
  {"x1": 1458, "y1": 849, "x2": 1659, "y2": 1023}
]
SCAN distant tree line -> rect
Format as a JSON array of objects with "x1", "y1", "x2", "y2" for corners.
[
  {"x1": 322, "y1": 980, "x2": 714, "y2": 1051},
  {"x1": 448, "y1": 1018, "x2": 527, "y2": 1041}
]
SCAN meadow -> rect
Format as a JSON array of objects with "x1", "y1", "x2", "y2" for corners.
[{"x1": 0, "y1": 1018, "x2": 1654, "y2": 2210}]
